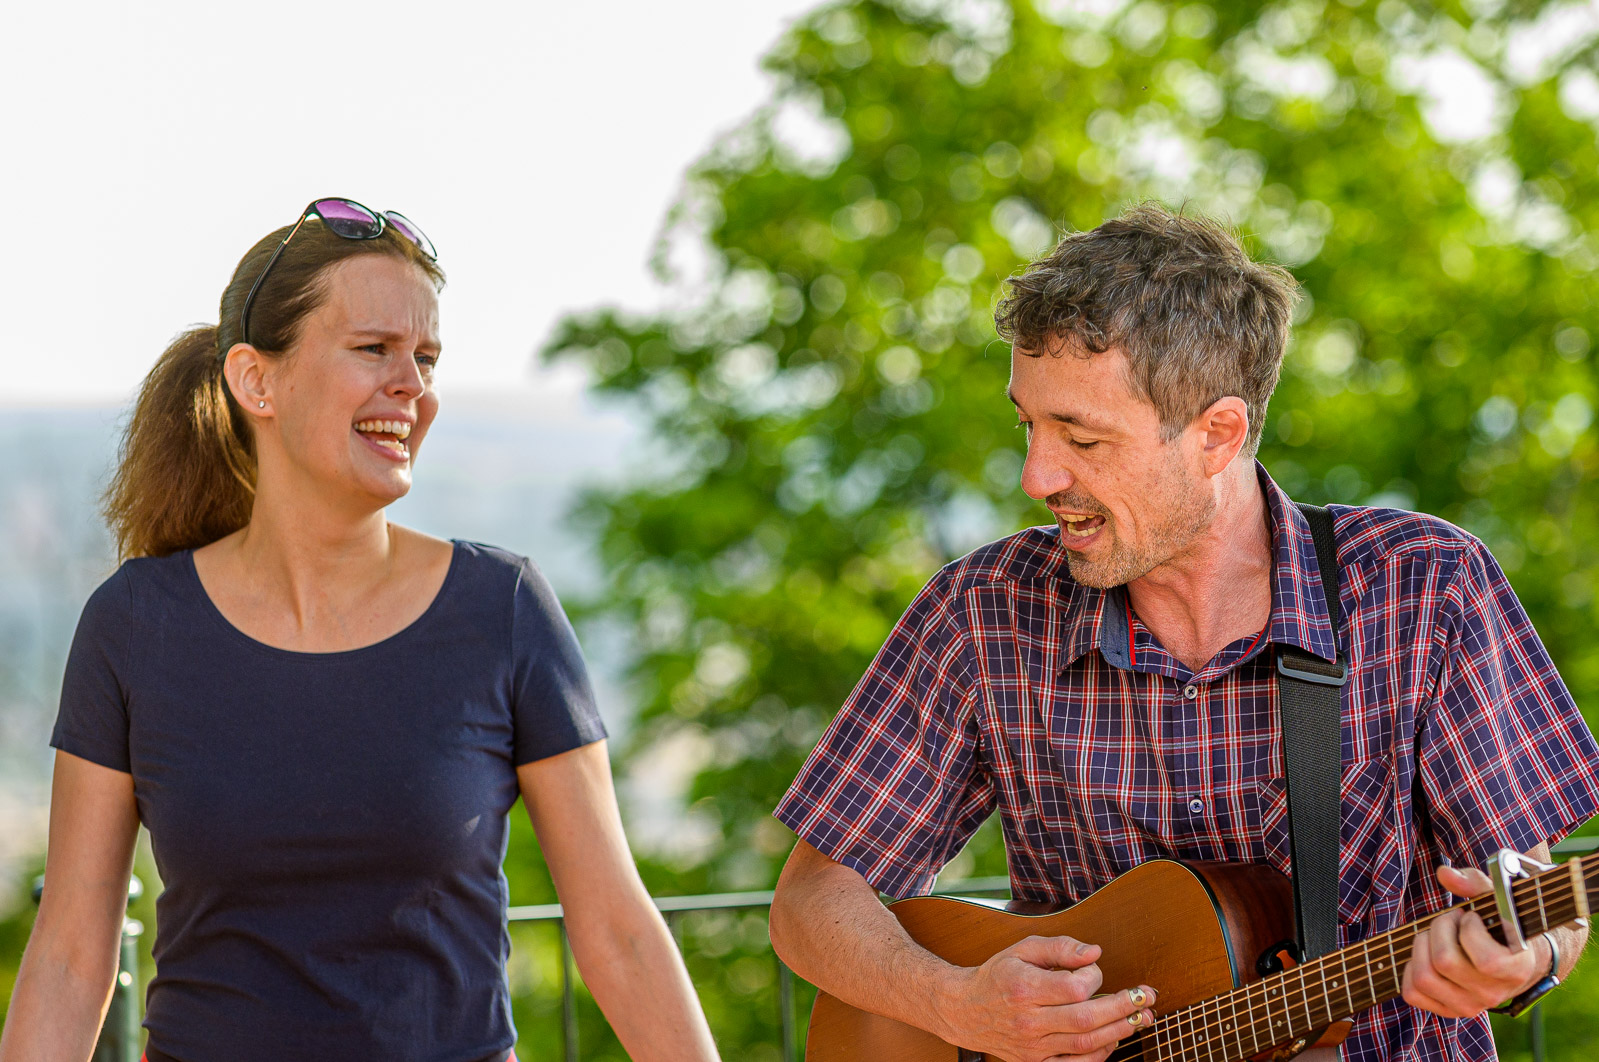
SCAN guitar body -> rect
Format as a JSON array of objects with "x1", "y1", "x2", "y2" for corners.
[{"x1": 805, "y1": 860, "x2": 1346, "y2": 1061}]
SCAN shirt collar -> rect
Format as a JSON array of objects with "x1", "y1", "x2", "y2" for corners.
[
  {"x1": 1260, "y1": 462, "x2": 1340, "y2": 663},
  {"x1": 1056, "y1": 461, "x2": 1339, "y2": 674}
]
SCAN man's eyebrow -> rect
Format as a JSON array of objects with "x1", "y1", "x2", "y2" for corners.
[{"x1": 1005, "y1": 388, "x2": 1113, "y2": 431}]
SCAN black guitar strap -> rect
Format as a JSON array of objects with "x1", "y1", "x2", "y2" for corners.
[{"x1": 1276, "y1": 502, "x2": 1348, "y2": 962}]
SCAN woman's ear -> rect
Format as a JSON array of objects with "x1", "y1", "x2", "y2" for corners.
[{"x1": 222, "y1": 343, "x2": 272, "y2": 416}]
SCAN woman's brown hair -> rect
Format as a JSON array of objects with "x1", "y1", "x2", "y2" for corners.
[{"x1": 104, "y1": 219, "x2": 445, "y2": 559}]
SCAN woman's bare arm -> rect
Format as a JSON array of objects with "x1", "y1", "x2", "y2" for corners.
[
  {"x1": 517, "y1": 741, "x2": 720, "y2": 1062},
  {"x1": 0, "y1": 751, "x2": 139, "y2": 1062}
]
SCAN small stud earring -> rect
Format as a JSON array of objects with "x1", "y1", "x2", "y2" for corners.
[{"x1": 258, "y1": 401, "x2": 266, "y2": 409}]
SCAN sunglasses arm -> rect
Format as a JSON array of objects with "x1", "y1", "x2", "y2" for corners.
[{"x1": 237, "y1": 207, "x2": 316, "y2": 350}]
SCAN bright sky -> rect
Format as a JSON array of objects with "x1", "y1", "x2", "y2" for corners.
[{"x1": 3, "y1": 0, "x2": 819, "y2": 406}]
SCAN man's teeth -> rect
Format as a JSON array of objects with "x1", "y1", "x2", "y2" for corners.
[
  {"x1": 1061, "y1": 514, "x2": 1104, "y2": 538},
  {"x1": 353, "y1": 419, "x2": 412, "y2": 439}
]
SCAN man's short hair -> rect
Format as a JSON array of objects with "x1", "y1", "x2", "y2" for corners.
[{"x1": 994, "y1": 203, "x2": 1299, "y2": 457}]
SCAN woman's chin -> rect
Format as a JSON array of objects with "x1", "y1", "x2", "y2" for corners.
[{"x1": 341, "y1": 466, "x2": 415, "y2": 509}]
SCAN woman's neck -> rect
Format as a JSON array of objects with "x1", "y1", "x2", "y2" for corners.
[{"x1": 219, "y1": 480, "x2": 400, "y2": 635}]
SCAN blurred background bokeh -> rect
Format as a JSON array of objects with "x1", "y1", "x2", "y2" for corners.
[{"x1": 4, "y1": 0, "x2": 1599, "y2": 1058}]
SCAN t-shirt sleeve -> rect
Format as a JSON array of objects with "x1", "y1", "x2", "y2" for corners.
[
  {"x1": 509, "y1": 558, "x2": 607, "y2": 765},
  {"x1": 773, "y1": 570, "x2": 993, "y2": 899},
  {"x1": 1417, "y1": 539, "x2": 1599, "y2": 868},
  {"x1": 51, "y1": 570, "x2": 136, "y2": 773}
]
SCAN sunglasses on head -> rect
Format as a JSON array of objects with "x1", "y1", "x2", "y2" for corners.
[{"x1": 237, "y1": 197, "x2": 438, "y2": 350}]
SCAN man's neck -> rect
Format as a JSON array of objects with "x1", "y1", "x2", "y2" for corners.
[{"x1": 1124, "y1": 463, "x2": 1274, "y2": 675}]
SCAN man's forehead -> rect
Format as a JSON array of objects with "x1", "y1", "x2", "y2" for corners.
[
  {"x1": 1008, "y1": 345, "x2": 1140, "y2": 419},
  {"x1": 1005, "y1": 385, "x2": 1120, "y2": 432}
]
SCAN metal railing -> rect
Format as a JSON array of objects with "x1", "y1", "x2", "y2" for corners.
[
  {"x1": 39, "y1": 840, "x2": 1596, "y2": 1061},
  {"x1": 514, "y1": 841, "x2": 1599, "y2": 1062},
  {"x1": 506, "y1": 875, "x2": 1011, "y2": 1062}
]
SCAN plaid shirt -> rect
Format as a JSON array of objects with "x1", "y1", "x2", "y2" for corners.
[{"x1": 776, "y1": 465, "x2": 1599, "y2": 1062}]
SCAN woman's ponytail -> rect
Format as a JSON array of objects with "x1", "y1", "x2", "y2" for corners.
[{"x1": 102, "y1": 326, "x2": 256, "y2": 559}]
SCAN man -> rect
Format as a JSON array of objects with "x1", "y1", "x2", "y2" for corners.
[{"x1": 768, "y1": 205, "x2": 1599, "y2": 1062}]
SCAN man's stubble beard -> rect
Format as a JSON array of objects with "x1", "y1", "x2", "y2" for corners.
[{"x1": 1063, "y1": 458, "x2": 1216, "y2": 589}]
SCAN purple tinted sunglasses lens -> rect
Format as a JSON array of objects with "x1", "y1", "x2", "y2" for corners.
[
  {"x1": 384, "y1": 211, "x2": 437, "y2": 260},
  {"x1": 313, "y1": 198, "x2": 383, "y2": 239}
]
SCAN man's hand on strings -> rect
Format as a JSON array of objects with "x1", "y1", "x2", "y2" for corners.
[{"x1": 1402, "y1": 862, "x2": 1551, "y2": 1019}]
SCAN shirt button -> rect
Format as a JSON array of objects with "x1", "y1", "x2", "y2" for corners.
[
  {"x1": 1184, "y1": 684, "x2": 1199, "y2": 700},
  {"x1": 1188, "y1": 798, "x2": 1204, "y2": 814}
]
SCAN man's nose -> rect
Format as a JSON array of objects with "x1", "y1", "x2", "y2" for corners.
[{"x1": 1020, "y1": 436, "x2": 1074, "y2": 501}]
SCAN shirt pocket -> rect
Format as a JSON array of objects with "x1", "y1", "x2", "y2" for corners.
[
  {"x1": 1340, "y1": 757, "x2": 1409, "y2": 934},
  {"x1": 1252, "y1": 758, "x2": 1409, "y2": 939}
]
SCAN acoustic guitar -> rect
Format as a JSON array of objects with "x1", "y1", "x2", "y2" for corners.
[{"x1": 805, "y1": 853, "x2": 1593, "y2": 1061}]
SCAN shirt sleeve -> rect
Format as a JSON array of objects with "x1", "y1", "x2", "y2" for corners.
[
  {"x1": 1417, "y1": 539, "x2": 1599, "y2": 869},
  {"x1": 774, "y1": 569, "x2": 993, "y2": 898},
  {"x1": 51, "y1": 569, "x2": 136, "y2": 773},
  {"x1": 509, "y1": 559, "x2": 607, "y2": 766}
]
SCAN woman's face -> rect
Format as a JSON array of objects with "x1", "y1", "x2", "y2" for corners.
[{"x1": 259, "y1": 254, "x2": 442, "y2": 509}]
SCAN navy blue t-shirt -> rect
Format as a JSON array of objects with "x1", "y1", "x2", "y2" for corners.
[{"x1": 50, "y1": 541, "x2": 606, "y2": 1062}]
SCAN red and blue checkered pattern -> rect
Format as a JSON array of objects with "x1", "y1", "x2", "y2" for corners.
[{"x1": 776, "y1": 464, "x2": 1599, "y2": 1061}]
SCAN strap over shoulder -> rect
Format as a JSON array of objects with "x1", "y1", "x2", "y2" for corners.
[{"x1": 1277, "y1": 502, "x2": 1345, "y2": 961}]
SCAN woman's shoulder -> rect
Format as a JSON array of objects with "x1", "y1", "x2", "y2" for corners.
[
  {"x1": 443, "y1": 540, "x2": 570, "y2": 622},
  {"x1": 83, "y1": 550, "x2": 196, "y2": 617},
  {"x1": 437, "y1": 538, "x2": 539, "y2": 587}
]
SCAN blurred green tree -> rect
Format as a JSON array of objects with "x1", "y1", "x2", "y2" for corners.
[{"x1": 521, "y1": 0, "x2": 1599, "y2": 1056}]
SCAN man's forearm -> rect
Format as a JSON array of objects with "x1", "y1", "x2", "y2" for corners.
[
  {"x1": 768, "y1": 840, "x2": 969, "y2": 1043},
  {"x1": 1552, "y1": 921, "x2": 1586, "y2": 981}
]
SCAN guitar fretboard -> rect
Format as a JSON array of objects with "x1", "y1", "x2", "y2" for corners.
[{"x1": 1135, "y1": 852, "x2": 1593, "y2": 1062}]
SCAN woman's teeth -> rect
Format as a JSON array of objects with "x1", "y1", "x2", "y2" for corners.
[
  {"x1": 354, "y1": 419, "x2": 411, "y2": 457},
  {"x1": 354, "y1": 419, "x2": 411, "y2": 439}
]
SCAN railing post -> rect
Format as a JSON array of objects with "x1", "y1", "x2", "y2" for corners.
[
  {"x1": 558, "y1": 919, "x2": 578, "y2": 1062},
  {"x1": 1529, "y1": 1001, "x2": 1546, "y2": 1062},
  {"x1": 777, "y1": 958, "x2": 797, "y2": 1062}
]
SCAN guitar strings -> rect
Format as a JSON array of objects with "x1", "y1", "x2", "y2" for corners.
[
  {"x1": 1142, "y1": 853, "x2": 1593, "y2": 1061},
  {"x1": 1154, "y1": 886, "x2": 1580, "y2": 1062},
  {"x1": 1151, "y1": 860, "x2": 1591, "y2": 1061}
]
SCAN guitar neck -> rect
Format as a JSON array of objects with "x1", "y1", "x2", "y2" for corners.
[{"x1": 1146, "y1": 852, "x2": 1594, "y2": 1060}]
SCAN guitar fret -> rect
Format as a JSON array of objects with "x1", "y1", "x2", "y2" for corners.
[
  {"x1": 1534, "y1": 873, "x2": 1548, "y2": 936},
  {"x1": 1271, "y1": 976, "x2": 1288, "y2": 1042},
  {"x1": 1339, "y1": 946, "x2": 1355, "y2": 1016},
  {"x1": 1361, "y1": 939, "x2": 1378, "y2": 1011},
  {"x1": 1299, "y1": 965, "x2": 1314, "y2": 1038},
  {"x1": 1250, "y1": 981, "x2": 1264, "y2": 1056},
  {"x1": 1223, "y1": 984, "x2": 1241, "y2": 1061},
  {"x1": 1199, "y1": 996, "x2": 1220, "y2": 1062}
]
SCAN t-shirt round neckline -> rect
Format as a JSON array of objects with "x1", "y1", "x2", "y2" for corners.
[{"x1": 183, "y1": 539, "x2": 463, "y2": 661}]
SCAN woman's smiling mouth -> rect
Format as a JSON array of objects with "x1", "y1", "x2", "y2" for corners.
[{"x1": 353, "y1": 418, "x2": 411, "y2": 461}]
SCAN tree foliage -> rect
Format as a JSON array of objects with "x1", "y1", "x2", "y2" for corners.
[{"x1": 529, "y1": 0, "x2": 1599, "y2": 1055}]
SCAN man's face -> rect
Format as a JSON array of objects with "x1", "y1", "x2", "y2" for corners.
[{"x1": 1008, "y1": 343, "x2": 1215, "y2": 588}]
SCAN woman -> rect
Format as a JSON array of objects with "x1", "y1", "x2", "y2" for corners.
[{"x1": 0, "y1": 199, "x2": 720, "y2": 1062}]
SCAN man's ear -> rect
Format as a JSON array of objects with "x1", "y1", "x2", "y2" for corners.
[
  {"x1": 222, "y1": 343, "x2": 272, "y2": 416},
  {"x1": 1194, "y1": 396, "x2": 1250, "y2": 477}
]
